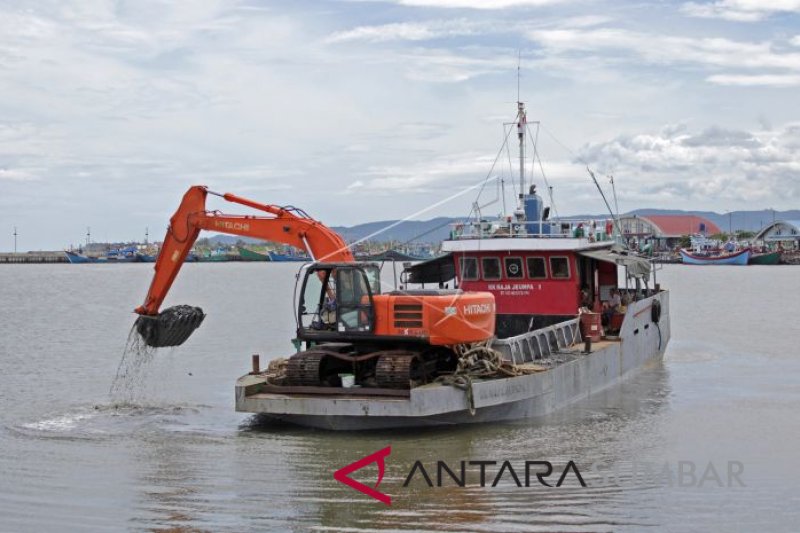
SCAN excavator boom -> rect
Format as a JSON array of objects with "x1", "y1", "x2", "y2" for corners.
[{"x1": 136, "y1": 185, "x2": 353, "y2": 316}]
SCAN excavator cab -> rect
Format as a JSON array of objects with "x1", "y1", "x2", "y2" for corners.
[{"x1": 297, "y1": 263, "x2": 381, "y2": 341}]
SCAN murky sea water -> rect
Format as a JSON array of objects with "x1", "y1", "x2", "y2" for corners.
[{"x1": 1, "y1": 263, "x2": 799, "y2": 532}]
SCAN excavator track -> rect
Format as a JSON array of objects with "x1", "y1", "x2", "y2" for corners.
[
  {"x1": 285, "y1": 351, "x2": 326, "y2": 386},
  {"x1": 375, "y1": 352, "x2": 421, "y2": 389}
]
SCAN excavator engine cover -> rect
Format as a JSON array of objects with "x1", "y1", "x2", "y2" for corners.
[{"x1": 136, "y1": 305, "x2": 206, "y2": 347}]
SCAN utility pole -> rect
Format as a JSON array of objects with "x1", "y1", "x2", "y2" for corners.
[{"x1": 13, "y1": 226, "x2": 17, "y2": 253}]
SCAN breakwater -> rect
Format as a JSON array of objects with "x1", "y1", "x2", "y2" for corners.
[{"x1": 0, "y1": 252, "x2": 68, "y2": 264}]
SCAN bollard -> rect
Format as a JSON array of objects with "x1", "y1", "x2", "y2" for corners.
[
  {"x1": 584, "y1": 338, "x2": 591, "y2": 354},
  {"x1": 252, "y1": 354, "x2": 260, "y2": 374}
]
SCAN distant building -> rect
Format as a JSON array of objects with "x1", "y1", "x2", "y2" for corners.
[
  {"x1": 618, "y1": 214, "x2": 721, "y2": 250},
  {"x1": 754, "y1": 220, "x2": 800, "y2": 249}
]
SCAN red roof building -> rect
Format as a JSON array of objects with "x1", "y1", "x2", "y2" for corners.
[{"x1": 618, "y1": 214, "x2": 721, "y2": 250}]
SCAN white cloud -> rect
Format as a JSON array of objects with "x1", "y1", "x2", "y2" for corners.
[
  {"x1": 399, "y1": 47, "x2": 518, "y2": 82},
  {"x1": 791, "y1": 35, "x2": 800, "y2": 47},
  {"x1": 384, "y1": 0, "x2": 572, "y2": 8},
  {"x1": 681, "y1": 1, "x2": 800, "y2": 22},
  {"x1": 528, "y1": 28, "x2": 800, "y2": 71},
  {"x1": 0, "y1": 168, "x2": 39, "y2": 182},
  {"x1": 352, "y1": 152, "x2": 498, "y2": 193},
  {"x1": 327, "y1": 20, "x2": 481, "y2": 43},
  {"x1": 707, "y1": 74, "x2": 800, "y2": 87},
  {"x1": 577, "y1": 124, "x2": 800, "y2": 206}
]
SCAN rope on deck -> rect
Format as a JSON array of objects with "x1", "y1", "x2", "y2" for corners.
[{"x1": 436, "y1": 340, "x2": 545, "y2": 416}]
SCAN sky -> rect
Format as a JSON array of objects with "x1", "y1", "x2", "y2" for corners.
[{"x1": 1, "y1": 0, "x2": 799, "y2": 251}]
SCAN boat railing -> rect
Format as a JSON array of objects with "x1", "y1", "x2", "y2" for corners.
[
  {"x1": 448, "y1": 218, "x2": 617, "y2": 242},
  {"x1": 492, "y1": 318, "x2": 582, "y2": 365}
]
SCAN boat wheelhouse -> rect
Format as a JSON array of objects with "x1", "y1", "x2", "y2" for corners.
[{"x1": 406, "y1": 101, "x2": 657, "y2": 339}]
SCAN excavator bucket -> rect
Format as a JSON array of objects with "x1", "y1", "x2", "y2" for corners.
[{"x1": 135, "y1": 305, "x2": 206, "y2": 348}]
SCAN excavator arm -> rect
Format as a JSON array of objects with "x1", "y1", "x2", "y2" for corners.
[{"x1": 135, "y1": 185, "x2": 354, "y2": 316}]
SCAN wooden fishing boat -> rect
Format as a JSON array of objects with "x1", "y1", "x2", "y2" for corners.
[
  {"x1": 748, "y1": 251, "x2": 781, "y2": 265},
  {"x1": 679, "y1": 248, "x2": 750, "y2": 265},
  {"x1": 238, "y1": 247, "x2": 271, "y2": 261}
]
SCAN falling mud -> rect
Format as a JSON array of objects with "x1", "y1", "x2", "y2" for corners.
[{"x1": 109, "y1": 325, "x2": 161, "y2": 404}]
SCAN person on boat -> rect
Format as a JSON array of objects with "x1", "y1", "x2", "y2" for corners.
[
  {"x1": 602, "y1": 288, "x2": 622, "y2": 325},
  {"x1": 579, "y1": 286, "x2": 593, "y2": 311}
]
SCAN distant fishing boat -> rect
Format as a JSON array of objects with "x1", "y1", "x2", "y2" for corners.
[
  {"x1": 198, "y1": 255, "x2": 228, "y2": 262},
  {"x1": 64, "y1": 251, "x2": 96, "y2": 264},
  {"x1": 267, "y1": 251, "x2": 309, "y2": 262},
  {"x1": 106, "y1": 247, "x2": 139, "y2": 262},
  {"x1": 679, "y1": 248, "x2": 750, "y2": 265},
  {"x1": 748, "y1": 250, "x2": 781, "y2": 265},
  {"x1": 238, "y1": 247, "x2": 271, "y2": 262},
  {"x1": 195, "y1": 249, "x2": 228, "y2": 262}
]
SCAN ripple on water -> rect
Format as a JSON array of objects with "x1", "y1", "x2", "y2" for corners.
[{"x1": 8, "y1": 403, "x2": 204, "y2": 442}]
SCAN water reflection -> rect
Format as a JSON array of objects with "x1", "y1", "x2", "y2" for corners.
[{"x1": 238, "y1": 360, "x2": 671, "y2": 531}]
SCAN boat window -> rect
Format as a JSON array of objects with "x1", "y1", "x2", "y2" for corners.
[
  {"x1": 527, "y1": 256, "x2": 547, "y2": 279},
  {"x1": 550, "y1": 256, "x2": 570, "y2": 279},
  {"x1": 459, "y1": 256, "x2": 479, "y2": 281},
  {"x1": 482, "y1": 257, "x2": 502, "y2": 281},
  {"x1": 504, "y1": 257, "x2": 524, "y2": 279}
]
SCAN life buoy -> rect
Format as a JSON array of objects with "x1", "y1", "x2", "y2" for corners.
[{"x1": 651, "y1": 299, "x2": 662, "y2": 324}]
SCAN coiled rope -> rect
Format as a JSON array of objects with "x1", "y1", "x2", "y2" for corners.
[{"x1": 436, "y1": 340, "x2": 544, "y2": 415}]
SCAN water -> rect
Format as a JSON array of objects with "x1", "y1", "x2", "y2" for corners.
[{"x1": 1, "y1": 263, "x2": 799, "y2": 531}]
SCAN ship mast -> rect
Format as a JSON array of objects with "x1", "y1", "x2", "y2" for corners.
[{"x1": 517, "y1": 101, "x2": 526, "y2": 209}]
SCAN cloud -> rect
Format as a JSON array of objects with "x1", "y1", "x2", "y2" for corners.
[
  {"x1": 577, "y1": 123, "x2": 800, "y2": 205},
  {"x1": 398, "y1": 47, "x2": 518, "y2": 82},
  {"x1": 380, "y1": 0, "x2": 573, "y2": 8},
  {"x1": 527, "y1": 27, "x2": 800, "y2": 71},
  {"x1": 350, "y1": 152, "x2": 499, "y2": 193},
  {"x1": 707, "y1": 74, "x2": 800, "y2": 87},
  {"x1": 326, "y1": 20, "x2": 481, "y2": 43},
  {"x1": 0, "y1": 168, "x2": 39, "y2": 182},
  {"x1": 681, "y1": 1, "x2": 800, "y2": 22}
]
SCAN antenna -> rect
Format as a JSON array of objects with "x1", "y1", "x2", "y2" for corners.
[
  {"x1": 86, "y1": 227, "x2": 91, "y2": 247},
  {"x1": 608, "y1": 174, "x2": 622, "y2": 237},
  {"x1": 13, "y1": 226, "x2": 17, "y2": 253},
  {"x1": 517, "y1": 50, "x2": 521, "y2": 104},
  {"x1": 587, "y1": 168, "x2": 624, "y2": 243}
]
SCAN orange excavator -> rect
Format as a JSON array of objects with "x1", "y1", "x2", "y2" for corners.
[{"x1": 135, "y1": 185, "x2": 495, "y2": 389}]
